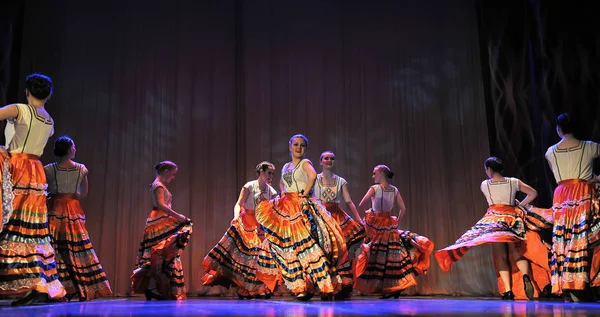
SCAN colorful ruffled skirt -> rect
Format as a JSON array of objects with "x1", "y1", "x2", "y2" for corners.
[
  {"x1": 255, "y1": 192, "x2": 348, "y2": 295},
  {"x1": 355, "y1": 210, "x2": 433, "y2": 294},
  {"x1": 131, "y1": 209, "x2": 192, "y2": 300},
  {"x1": 435, "y1": 204, "x2": 552, "y2": 299},
  {"x1": 550, "y1": 179, "x2": 600, "y2": 295},
  {"x1": 0, "y1": 154, "x2": 65, "y2": 299},
  {"x1": 48, "y1": 193, "x2": 112, "y2": 300},
  {"x1": 322, "y1": 202, "x2": 365, "y2": 286},
  {"x1": 201, "y1": 209, "x2": 270, "y2": 296}
]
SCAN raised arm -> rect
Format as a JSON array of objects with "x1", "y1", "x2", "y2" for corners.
[
  {"x1": 154, "y1": 187, "x2": 188, "y2": 223},
  {"x1": 0, "y1": 104, "x2": 18, "y2": 121},
  {"x1": 234, "y1": 186, "x2": 250, "y2": 220}
]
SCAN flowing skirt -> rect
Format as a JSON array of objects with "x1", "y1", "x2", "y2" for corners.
[
  {"x1": 201, "y1": 209, "x2": 270, "y2": 296},
  {"x1": 435, "y1": 204, "x2": 552, "y2": 299},
  {"x1": 0, "y1": 154, "x2": 65, "y2": 299},
  {"x1": 550, "y1": 179, "x2": 600, "y2": 295},
  {"x1": 131, "y1": 209, "x2": 192, "y2": 300},
  {"x1": 255, "y1": 193, "x2": 348, "y2": 295},
  {"x1": 322, "y1": 202, "x2": 365, "y2": 286},
  {"x1": 48, "y1": 194, "x2": 112, "y2": 300},
  {"x1": 355, "y1": 210, "x2": 433, "y2": 294}
]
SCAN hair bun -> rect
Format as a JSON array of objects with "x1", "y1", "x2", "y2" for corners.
[
  {"x1": 387, "y1": 171, "x2": 394, "y2": 179},
  {"x1": 154, "y1": 163, "x2": 162, "y2": 171}
]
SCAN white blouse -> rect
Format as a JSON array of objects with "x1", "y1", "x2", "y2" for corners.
[
  {"x1": 241, "y1": 180, "x2": 277, "y2": 210},
  {"x1": 545, "y1": 141, "x2": 600, "y2": 182},
  {"x1": 370, "y1": 184, "x2": 398, "y2": 212},
  {"x1": 314, "y1": 174, "x2": 348, "y2": 204},
  {"x1": 44, "y1": 163, "x2": 88, "y2": 196},
  {"x1": 281, "y1": 159, "x2": 312, "y2": 193},
  {"x1": 5, "y1": 103, "x2": 54, "y2": 156},
  {"x1": 480, "y1": 177, "x2": 521, "y2": 206}
]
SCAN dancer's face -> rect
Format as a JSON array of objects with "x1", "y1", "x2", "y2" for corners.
[
  {"x1": 372, "y1": 168, "x2": 383, "y2": 183},
  {"x1": 164, "y1": 168, "x2": 178, "y2": 184},
  {"x1": 260, "y1": 167, "x2": 275, "y2": 185},
  {"x1": 320, "y1": 153, "x2": 336, "y2": 170},
  {"x1": 289, "y1": 138, "x2": 307, "y2": 159}
]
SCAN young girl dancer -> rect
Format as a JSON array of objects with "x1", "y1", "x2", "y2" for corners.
[
  {"x1": 202, "y1": 162, "x2": 278, "y2": 298},
  {"x1": 314, "y1": 151, "x2": 365, "y2": 298},
  {"x1": 255, "y1": 134, "x2": 348, "y2": 301},
  {"x1": 131, "y1": 161, "x2": 192, "y2": 300},
  {"x1": 45, "y1": 136, "x2": 112, "y2": 301},
  {"x1": 355, "y1": 165, "x2": 433, "y2": 299}
]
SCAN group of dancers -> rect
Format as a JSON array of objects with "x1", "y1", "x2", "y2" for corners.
[{"x1": 0, "y1": 74, "x2": 599, "y2": 307}]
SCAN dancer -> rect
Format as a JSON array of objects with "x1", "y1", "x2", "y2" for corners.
[
  {"x1": 255, "y1": 134, "x2": 348, "y2": 301},
  {"x1": 545, "y1": 113, "x2": 600, "y2": 301},
  {"x1": 202, "y1": 161, "x2": 278, "y2": 299},
  {"x1": 314, "y1": 151, "x2": 365, "y2": 298},
  {"x1": 45, "y1": 136, "x2": 112, "y2": 301},
  {"x1": 435, "y1": 157, "x2": 551, "y2": 300},
  {"x1": 354, "y1": 165, "x2": 433, "y2": 299},
  {"x1": 131, "y1": 161, "x2": 192, "y2": 300},
  {"x1": 0, "y1": 73, "x2": 66, "y2": 305}
]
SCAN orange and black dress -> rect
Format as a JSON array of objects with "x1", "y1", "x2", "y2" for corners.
[
  {"x1": 355, "y1": 184, "x2": 433, "y2": 295},
  {"x1": 255, "y1": 159, "x2": 348, "y2": 296},
  {"x1": 435, "y1": 177, "x2": 551, "y2": 299},
  {"x1": 131, "y1": 180, "x2": 192, "y2": 300},
  {"x1": 45, "y1": 162, "x2": 112, "y2": 300},
  {"x1": 0, "y1": 103, "x2": 65, "y2": 299},
  {"x1": 313, "y1": 174, "x2": 365, "y2": 289},
  {"x1": 545, "y1": 141, "x2": 600, "y2": 295},
  {"x1": 202, "y1": 180, "x2": 277, "y2": 297}
]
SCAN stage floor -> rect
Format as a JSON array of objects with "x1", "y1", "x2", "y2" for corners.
[{"x1": 1, "y1": 296, "x2": 599, "y2": 316}]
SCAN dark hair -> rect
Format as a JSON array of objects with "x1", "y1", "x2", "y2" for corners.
[
  {"x1": 25, "y1": 73, "x2": 53, "y2": 100},
  {"x1": 155, "y1": 161, "x2": 178, "y2": 175},
  {"x1": 320, "y1": 151, "x2": 335, "y2": 161},
  {"x1": 53, "y1": 136, "x2": 74, "y2": 157},
  {"x1": 376, "y1": 165, "x2": 394, "y2": 179},
  {"x1": 556, "y1": 113, "x2": 573, "y2": 135},
  {"x1": 289, "y1": 134, "x2": 309, "y2": 147},
  {"x1": 484, "y1": 156, "x2": 504, "y2": 174},
  {"x1": 255, "y1": 161, "x2": 275, "y2": 175}
]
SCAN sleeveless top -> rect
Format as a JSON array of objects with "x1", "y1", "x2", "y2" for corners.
[
  {"x1": 44, "y1": 162, "x2": 88, "y2": 196},
  {"x1": 150, "y1": 180, "x2": 172, "y2": 209},
  {"x1": 545, "y1": 141, "x2": 600, "y2": 182},
  {"x1": 5, "y1": 103, "x2": 54, "y2": 156},
  {"x1": 370, "y1": 184, "x2": 398, "y2": 212},
  {"x1": 242, "y1": 180, "x2": 277, "y2": 210},
  {"x1": 314, "y1": 174, "x2": 348, "y2": 203},
  {"x1": 281, "y1": 158, "x2": 312, "y2": 193},
  {"x1": 480, "y1": 177, "x2": 520, "y2": 206}
]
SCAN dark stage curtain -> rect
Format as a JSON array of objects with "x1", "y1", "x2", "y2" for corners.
[
  {"x1": 477, "y1": 0, "x2": 600, "y2": 207},
  {"x1": 5, "y1": 0, "x2": 498, "y2": 296}
]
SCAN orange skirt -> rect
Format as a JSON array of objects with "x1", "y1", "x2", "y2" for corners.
[
  {"x1": 355, "y1": 210, "x2": 433, "y2": 294},
  {"x1": 131, "y1": 209, "x2": 192, "y2": 300},
  {"x1": 435, "y1": 204, "x2": 551, "y2": 299},
  {"x1": 48, "y1": 194, "x2": 112, "y2": 300},
  {"x1": 550, "y1": 179, "x2": 600, "y2": 294},
  {"x1": 255, "y1": 193, "x2": 347, "y2": 295},
  {"x1": 0, "y1": 154, "x2": 65, "y2": 298},
  {"x1": 201, "y1": 209, "x2": 270, "y2": 296},
  {"x1": 322, "y1": 202, "x2": 365, "y2": 286}
]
